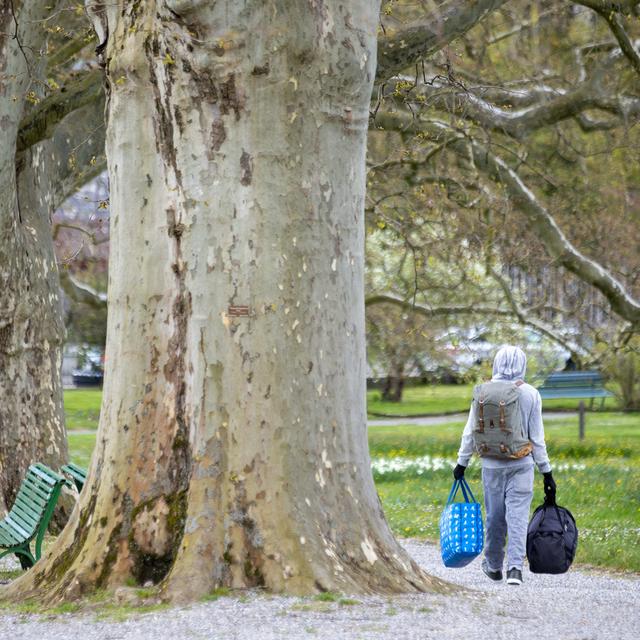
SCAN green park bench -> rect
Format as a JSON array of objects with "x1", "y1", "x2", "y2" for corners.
[
  {"x1": 0, "y1": 463, "x2": 67, "y2": 569},
  {"x1": 537, "y1": 370, "x2": 613, "y2": 439},
  {"x1": 60, "y1": 462, "x2": 87, "y2": 492}
]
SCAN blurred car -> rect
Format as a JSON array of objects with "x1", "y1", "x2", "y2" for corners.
[{"x1": 72, "y1": 345, "x2": 104, "y2": 387}]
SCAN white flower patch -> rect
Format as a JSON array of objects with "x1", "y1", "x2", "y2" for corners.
[
  {"x1": 370, "y1": 455, "x2": 456, "y2": 476},
  {"x1": 370, "y1": 457, "x2": 589, "y2": 476},
  {"x1": 552, "y1": 462, "x2": 587, "y2": 472}
]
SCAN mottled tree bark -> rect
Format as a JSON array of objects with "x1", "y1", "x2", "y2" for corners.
[
  {"x1": 0, "y1": 0, "x2": 70, "y2": 521},
  {"x1": 5, "y1": 0, "x2": 443, "y2": 603}
]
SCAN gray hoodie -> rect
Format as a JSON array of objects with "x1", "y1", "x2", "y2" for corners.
[{"x1": 456, "y1": 345, "x2": 552, "y2": 473}]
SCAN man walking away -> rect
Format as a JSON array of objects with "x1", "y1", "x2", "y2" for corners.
[{"x1": 453, "y1": 345, "x2": 556, "y2": 585}]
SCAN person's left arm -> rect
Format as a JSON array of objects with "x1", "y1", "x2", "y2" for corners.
[{"x1": 528, "y1": 390, "x2": 552, "y2": 474}]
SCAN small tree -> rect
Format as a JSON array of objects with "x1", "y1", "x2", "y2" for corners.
[{"x1": 602, "y1": 340, "x2": 640, "y2": 410}]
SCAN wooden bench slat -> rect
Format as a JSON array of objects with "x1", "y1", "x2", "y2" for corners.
[
  {"x1": 33, "y1": 462, "x2": 63, "y2": 481},
  {"x1": 23, "y1": 468, "x2": 55, "y2": 488},
  {"x1": 27, "y1": 466, "x2": 58, "y2": 486},
  {"x1": 61, "y1": 463, "x2": 87, "y2": 491},
  {"x1": 539, "y1": 389, "x2": 611, "y2": 397},
  {"x1": 14, "y1": 488, "x2": 48, "y2": 512},
  {"x1": 10, "y1": 500, "x2": 42, "y2": 529},
  {"x1": 18, "y1": 481, "x2": 51, "y2": 507},
  {"x1": 4, "y1": 515, "x2": 34, "y2": 541},
  {"x1": 10, "y1": 499, "x2": 41, "y2": 529},
  {"x1": 0, "y1": 521, "x2": 21, "y2": 544},
  {"x1": 24, "y1": 471, "x2": 56, "y2": 494},
  {"x1": 61, "y1": 466, "x2": 86, "y2": 481},
  {"x1": 0, "y1": 525, "x2": 19, "y2": 546},
  {"x1": 22, "y1": 474, "x2": 55, "y2": 497},
  {"x1": 64, "y1": 462, "x2": 87, "y2": 476}
]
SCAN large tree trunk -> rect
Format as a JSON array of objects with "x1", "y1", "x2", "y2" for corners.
[
  {"x1": 0, "y1": 0, "x2": 69, "y2": 522},
  {"x1": 5, "y1": 0, "x2": 440, "y2": 603}
]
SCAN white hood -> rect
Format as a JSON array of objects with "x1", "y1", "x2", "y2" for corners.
[{"x1": 492, "y1": 345, "x2": 527, "y2": 381}]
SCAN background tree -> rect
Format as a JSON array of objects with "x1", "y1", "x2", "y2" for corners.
[
  {"x1": 0, "y1": 0, "x2": 105, "y2": 521},
  {"x1": 367, "y1": 0, "x2": 640, "y2": 380},
  {"x1": 0, "y1": 0, "x2": 73, "y2": 521}
]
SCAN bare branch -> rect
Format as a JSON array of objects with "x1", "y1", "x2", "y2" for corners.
[
  {"x1": 391, "y1": 74, "x2": 640, "y2": 139},
  {"x1": 597, "y1": 11, "x2": 640, "y2": 75},
  {"x1": 366, "y1": 293, "x2": 584, "y2": 355},
  {"x1": 376, "y1": 0, "x2": 509, "y2": 82},
  {"x1": 53, "y1": 222, "x2": 108, "y2": 244},
  {"x1": 374, "y1": 112, "x2": 640, "y2": 325},
  {"x1": 571, "y1": 0, "x2": 640, "y2": 14},
  {"x1": 572, "y1": 1, "x2": 640, "y2": 74},
  {"x1": 488, "y1": 267, "x2": 585, "y2": 357},
  {"x1": 365, "y1": 293, "x2": 513, "y2": 318},
  {"x1": 59, "y1": 270, "x2": 106, "y2": 309},
  {"x1": 475, "y1": 148, "x2": 640, "y2": 324},
  {"x1": 46, "y1": 32, "x2": 93, "y2": 70}
]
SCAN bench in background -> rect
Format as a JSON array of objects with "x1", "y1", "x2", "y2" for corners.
[{"x1": 537, "y1": 370, "x2": 613, "y2": 439}]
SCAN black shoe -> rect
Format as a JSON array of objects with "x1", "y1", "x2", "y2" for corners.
[
  {"x1": 506, "y1": 568, "x2": 523, "y2": 585},
  {"x1": 481, "y1": 559, "x2": 503, "y2": 582}
]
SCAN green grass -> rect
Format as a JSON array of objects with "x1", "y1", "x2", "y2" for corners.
[
  {"x1": 201, "y1": 587, "x2": 231, "y2": 602},
  {"x1": 314, "y1": 592, "x2": 340, "y2": 602},
  {"x1": 369, "y1": 413, "x2": 640, "y2": 573},
  {"x1": 64, "y1": 389, "x2": 102, "y2": 431},
  {"x1": 367, "y1": 384, "x2": 620, "y2": 416},
  {"x1": 67, "y1": 433, "x2": 98, "y2": 468}
]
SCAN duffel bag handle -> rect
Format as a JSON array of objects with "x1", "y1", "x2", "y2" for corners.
[{"x1": 447, "y1": 477, "x2": 478, "y2": 505}]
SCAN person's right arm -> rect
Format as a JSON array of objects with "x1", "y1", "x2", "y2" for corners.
[{"x1": 456, "y1": 402, "x2": 475, "y2": 468}]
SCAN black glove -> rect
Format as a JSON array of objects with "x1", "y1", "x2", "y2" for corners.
[
  {"x1": 453, "y1": 464, "x2": 466, "y2": 480},
  {"x1": 543, "y1": 471, "x2": 557, "y2": 504}
]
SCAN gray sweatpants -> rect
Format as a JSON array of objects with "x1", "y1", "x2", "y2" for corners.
[{"x1": 482, "y1": 464, "x2": 534, "y2": 571}]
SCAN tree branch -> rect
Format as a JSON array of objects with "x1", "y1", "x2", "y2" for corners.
[
  {"x1": 571, "y1": 0, "x2": 640, "y2": 14},
  {"x1": 596, "y1": 10, "x2": 640, "y2": 75},
  {"x1": 59, "y1": 270, "x2": 107, "y2": 309},
  {"x1": 376, "y1": 0, "x2": 509, "y2": 82},
  {"x1": 488, "y1": 267, "x2": 584, "y2": 358},
  {"x1": 17, "y1": 69, "x2": 103, "y2": 153},
  {"x1": 365, "y1": 293, "x2": 513, "y2": 318},
  {"x1": 374, "y1": 112, "x2": 640, "y2": 325},
  {"x1": 391, "y1": 74, "x2": 640, "y2": 139},
  {"x1": 365, "y1": 293, "x2": 584, "y2": 355},
  {"x1": 46, "y1": 32, "x2": 93, "y2": 70}
]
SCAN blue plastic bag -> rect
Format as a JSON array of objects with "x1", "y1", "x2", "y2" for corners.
[{"x1": 439, "y1": 477, "x2": 484, "y2": 568}]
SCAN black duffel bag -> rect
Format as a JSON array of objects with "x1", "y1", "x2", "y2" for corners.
[{"x1": 526, "y1": 500, "x2": 578, "y2": 574}]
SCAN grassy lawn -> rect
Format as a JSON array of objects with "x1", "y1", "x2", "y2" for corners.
[
  {"x1": 370, "y1": 413, "x2": 640, "y2": 573},
  {"x1": 63, "y1": 389, "x2": 639, "y2": 573},
  {"x1": 64, "y1": 389, "x2": 102, "y2": 431},
  {"x1": 367, "y1": 383, "x2": 620, "y2": 416},
  {"x1": 67, "y1": 433, "x2": 99, "y2": 468}
]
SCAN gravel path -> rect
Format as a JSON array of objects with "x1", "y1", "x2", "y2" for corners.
[{"x1": 1, "y1": 539, "x2": 637, "y2": 640}]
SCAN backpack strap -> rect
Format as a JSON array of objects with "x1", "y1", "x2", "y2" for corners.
[
  {"x1": 477, "y1": 397, "x2": 485, "y2": 433},
  {"x1": 515, "y1": 379, "x2": 525, "y2": 387},
  {"x1": 499, "y1": 400, "x2": 507, "y2": 432}
]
